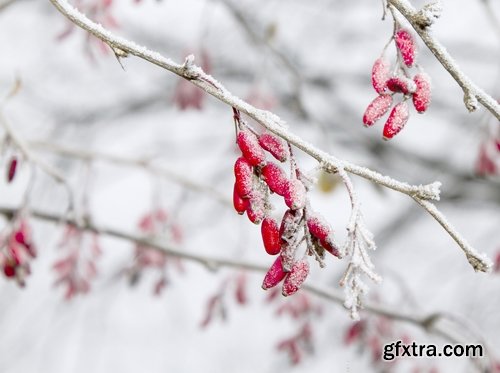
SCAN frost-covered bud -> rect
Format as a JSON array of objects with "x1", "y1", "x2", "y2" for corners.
[
  {"x1": 261, "y1": 217, "x2": 281, "y2": 255},
  {"x1": 237, "y1": 129, "x2": 266, "y2": 167},
  {"x1": 246, "y1": 191, "x2": 265, "y2": 225},
  {"x1": 284, "y1": 179, "x2": 306, "y2": 210},
  {"x1": 383, "y1": 102, "x2": 410, "y2": 140},
  {"x1": 234, "y1": 157, "x2": 253, "y2": 198},
  {"x1": 233, "y1": 184, "x2": 248, "y2": 215},
  {"x1": 262, "y1": 256, "x2": 286, "y2": 290},
  {"x1": 258, "y1": 133, "x2": 288, "y2": 162},
  {"x1": 261, "y1": 162, "x2": 289, "y2": 196},
  {"x1": 395, "y1": 29, "x2": 417, "y2": 67},
  {"x1": 306, "y1": 213, "x2": 332, "y2": 241},
  {"x1": 7, "y1": 157, "x2": 17, "y2": 183},
  {"x1": 371, "y1": 57, "x2": 390, "y2": 94},
  {"x1": 282, "y1": 259, "x2": 309, "y2": 296},
  {"x1": 386, "y1": 76, "x2": 417, "y2": 94},
  {"x1": 363, "y1": 95, "x2": 393, "y2": 127},
  {"x1": 412, "y1": 73, "x2": 432, "y2": 113}
]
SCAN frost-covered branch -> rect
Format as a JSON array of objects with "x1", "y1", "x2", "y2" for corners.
[
  {"x1": 387, "y1": 0, "x2": 500, "y2": 120},
  {"x1": 47, "y1": 0, "x2": 492, "y2": 272}
]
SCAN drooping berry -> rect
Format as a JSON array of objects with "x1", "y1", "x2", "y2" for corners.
[
  {"x1": 282, "y1": 259, "x2": 309, "y2": 296},
  {"x1": 363, "y1": 95, "x2": 393, "y2": 127},
  {"x1": 395, "y1": 28, "x2": 417, "y2": 67},
  {"x1": 412, "y1": 72, "x2": 432, "y2": 113},
  {"x1": 383, "y1": 102, "x2": 410, "y2": 140},
  {"x1": 261, "y1": 217, "x2": 281, "y2": 255},
  {"x1": 306, "y1": 213, "x2": 332, "y2": 241},
  {"x1": 386, "y1": 76, "x2": 417, "y2": 94},
  {"x1": 3, "y1": 264, "x2": 15, "y2": 278},
  {"x1": 258, "y1": 132, "x2": 288, "y2": 162},
  {"x1": 262, "y1": 256, "x2": 287, "y2": 290},
  {"x1": 7, "y1": 157, "x2": 17, "y2": 183},
  {"x1": 237, "y1": 129, "x2": 266, "y2": 167},
  {"x1": 234, "y1": 157, "x2": 253, "y2": 198},
  {"x1": 233, "y1": 184, "x2": 248, "y2": 215},
  {"x1": 371, "y1": 57, "x2": 390, "y2": 94},
  {"x1": 320, "y1": 238, "x2": 342, "y2": 258},
  {"x1": 284, "y1": 179, "x2": 306, "y2": 210},
  {"x1": 261, "y1": 162, "x2": 289, "y2": 196}
]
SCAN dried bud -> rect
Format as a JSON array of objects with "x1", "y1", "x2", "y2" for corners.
[
  {"x1": 395, "y1": 29, "x2": 417, "y2": 67},
  {"x1": 284, "y1": 179, "x2": 306, "y2": 210},
  {"x1": 233, "y1": 183, "x2": 248, "y2": 215},
  {"x1": 261, "y1": 162, "x2": 289, "y2": 196},
  {"x1": 386, "y1": 76, "x2": 417, "y2": 94},
  {"x1": 383, "y1": 102, "x2": 410, "y2": 140},
  {"x1": 282, "y1": 259, "x2": 309, "y2": 296},
  {"x1": 237, "y1": 129, "x2": 266, "y2": 167},
  {"x1": 7, "y1": 157, "x2": 17, "y2": 183},
  {"x1": 412, "y1": 72, "x2": 432, "y2": 113},
  {"x1": 262, "y1": 256, "x2": 286, "y2": 290},
  {"x1": 258, "y1": 132, "x2": 288, "y2": 162},
  {"x1": 363, "y1": 95, "x2": 393, "y2": 127},
  {"x1": 306, "y1": 213, "x2": 332, "y2": 241},
  {"x1": 371, "y1": 57, "x2": 390, "y2": 94},
  {"x1": 261, "y1": 217, "x2": 281, "y2": 255},
  {"x1": 234, "y1": 157, "x2": 253, "y2": 198}
]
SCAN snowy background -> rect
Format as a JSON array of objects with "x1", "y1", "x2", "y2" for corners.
[{"x1": 0, "y1": 0, "x2": 499, "y2": 372}]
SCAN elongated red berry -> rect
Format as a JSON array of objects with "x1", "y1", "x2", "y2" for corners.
[
  {"x1": 233, "y1": 184, "x2": 248, "y2": 215},
  {"x1": 363, "y1": 95, "x2": 393, "y2": 127},
  {"x1": 234, "y1": 157, "x2": 253, "y2": 198},
  {"x1": 306, "y1": 213, "x2": 332, "y2": 241},
  {"x1": 284, "y1": 179, "x2": 306, "y2": 210},
  {"x1": 7, "y1": 157, "x2": 17, "y2": 183},
  {"x1": 371, "y1": 57, "x2": 390, "y2": 94},
  {"x1": 258, "y1": 133, "x2": 288, "y2": 162},
  {"x1": 320, "y1": 238, "x2": 341, "y2": 258},
  {"x1": 261, "y1": 162, "x2": 289, "y2": 196},
  {"x1": 386, "y1": 76, "x2": 416, "y2": 94},
  {"x1": 383, "y1": 102, "x2": 410, "y2": 140},
  {"x1": 262, "y1": 256, "x2": 286, "y2": 290},
  {"x1": 237, "y1": 129, "x2": 266, "y2": 167},
  {"x1": 412, "y1": 73, "x2": 431, "y2": 113},
  {"x1": 261, "y1": 217, "x2": 281, "y2": 255},
  {"x1": 395, "y1": 29, "x2": 417, "y2": 67},
  {"x1": 3, "y1": 264, "x2": 15, "y2": 278},
  {"x1": 282, "y1": 259, "x2": 309, "y2": 296}
]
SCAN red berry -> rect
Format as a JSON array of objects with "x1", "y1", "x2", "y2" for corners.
[
  {"x1": 282, "y1": 259, "x2": 309, "y2": 296},
  {"x1": 386, "y1": 76, "x2": 416, "y2": 94},
  {"x1": 363, "y1": 95, "x2": 393, "y2": 127},
  {"x1": 7, "y1": 157, "x2": 17, "y2": 183},
  {"x1": 14, "y1": 230, "x2": 26, "y2": 245},
  {"x1": 383, "y1": 102, "x2": 410, "y2": 140},
  {"x1": 234, "y1": 157, "x2": 253, "y2": 198},
  {"x1": 284, "y1": 179, "x2": 306, "y2": 210},
  {"x1": 306, "y1": 213, "x2": 332, "y2": 241},
  {"x1": 258, "y1": 133, "x2": 288, "y2": 162},
  {"x1": 261, "y1": 217, "x2": 281, "y2": 255},
  {"x1": 320, "y1": 238, "x2": 341, "y2": 258},
  {"x1": 3, "y1": 265, "x2": 15, "y2": 278},
  {"x1": 412, "y1": 72, "x2": 432, "y2": 113},
  {"x1": 233, "y1": 184, "x2": 248, "y2": 215},
  {"x1": 262, "y1": 256, "x2": 287, "y2": 290},
  {"x1": 395, "y1": 29, "x2": 417, "y2": 67},
  {"x1": 261, "y1": 162, "x2": 289, "y2": 196},
  {"x1": 237, "y1": 129, "x2": 266, "y2": 167},
  {"x1": 371, "y1": 57, "x2": 390, "y2": 94}
]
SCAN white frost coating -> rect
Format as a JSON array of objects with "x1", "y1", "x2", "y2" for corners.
[{"x1": 416, "y1": 1, "x2": 443, "y2": 27}]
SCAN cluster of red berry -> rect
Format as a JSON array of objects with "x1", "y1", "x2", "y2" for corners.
[
  {"x1": 231, "y1": 109, "x2": 341, "y2": 297},
  {"x1": 363, "y1": 28, "x2": 431, "y2": 140}
]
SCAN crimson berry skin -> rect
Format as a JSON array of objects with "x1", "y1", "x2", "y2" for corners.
[
  {"x1": 262, "y1": 256, "x2": 287, "y2": 290},
  {"x1": 412, "y1": 73, "x2": 432, "y2": 113},
  {"x1": 234, "y1": 157, "x2": 253, "y2": 198},
  {"x1": 258, "y1": 133, "x2": 288, "y2": 162},
  {"x1": 383, "y1": 102, "x2": 410, "y2": 140},
  {"x1": 237, "y1": 130, "x2": 266, "y2": 167},
  {"x1": 363, "y1": 95, "x2": 393, "y2": 127},
  {"x1": 233, "y1": 184, "x2": 248, "y2": 215},
  {"x1": 282, "y1": 259, "x2": 309, "y2": 297},
  {"x1": 261, "y1": 162, "x2": 288, "y2": 196},
  {"x1": 261, "y1": 217, "x2": 281, "y2": 255}
]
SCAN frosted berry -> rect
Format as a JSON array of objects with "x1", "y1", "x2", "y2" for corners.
[
  {"x1": 386, "y1": 76, "x2": 416, "y2": 95},
  {"x1": 261, "y1": 217, "x2": 281, "y2": 255},
  {"x1": 363, "y1": 95, "x2": 393, "y2": 127},
  {"x1": 306, "y1": 213, "x2": 332, "y2": 241},
  {"x1": 261, "y1": 162, "x2": 289, "y2": 196},
  {"x1": 262, "y1": 256, "x2": 287, "y2": 290},
  {"x1": 237, "y1": 129, "x2": 266, "y2": 167},
  {"x1": 7, "y1": 157, "x2": 17, "y2": 183},
  {"x1": 246, "y1": 191, "x2": 265, "y2": 225},
  {"x1": 371, "y1": 57, "x2": 390, "y2": 94},
  {"x1": 282, "y1": 259, "x2": 309, "y2": 296},
  {"x1": 383, "y1": 102, "x2": 410, "y2": 140},
  {"x1": 258, "y1": 132, "x2": 288, "y2": 162},
  {"x1": 233, "y1": 184, "x2": 248, "y2": 215},
  {"x1": 234, "y1": 157, "x2": 253, "y2": 198},
  {"x1": 395, "y1": 29, "x2": 417, "y2": 67},
  {"x1": 284, "y1": 179, "x2": 306, "y2": 210},
  {"x1": 412, "y1": 73, "x2": 432, "y2": 113},
  {"x1": 320, "y1": 238, "x2": 341, "y2": 258}
]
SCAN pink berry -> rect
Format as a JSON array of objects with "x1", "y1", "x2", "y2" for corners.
[
  {"x1": 282, "y1": 259, "x2": 309, "y2": 296},
  {"x1": 363, "y1": 95, "x2": 393, "y2": 127},
  {"x1": 261, "y1": 217, "x2": 281, "y2": 255},
  {"x1": 306, "y1": 213, "x2": 332, "y2": 241},
  {"x1": 7, "y1": 157, "x2": 17, "y2": 183},
  {"x1": 387, "y1": 76, "x2": 416, "y2": 95},
  {"x1": 234, "y1": 157, "x2": 253, "y2": 198},
  {"x1": 258, "y1": 133, "x2": 288, "y2": 162},
  {"x1": 262, "y1": 256, "x2": 287, "y2": 290},
  {"x1": 261, "y1": 162, "x2": 289, "y2": 196},
  {"x1": 395, "y1": 28, "x2": 417, "y2": 67},
  {"x1": 3, "y1": 264, "x2": 15, "y2": 278},
  {"x1": 237, "y1": 129, "x2": 266, "y2": 167},
  {"x1": 233, "y1": 184, "x2": 248, "y2": 215},
  {"x1": 412, "y1": 73, "x2": 432, "y2": 113},
  {"x1": 383, "y1": 102, "x2": 410, "y2": 140},
  {"x1": 371, "y1": 57, "x2": 390, "y2": 94},
  {"x1": 284, "y1": 179, "x2": 306, "y2": 210}
]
